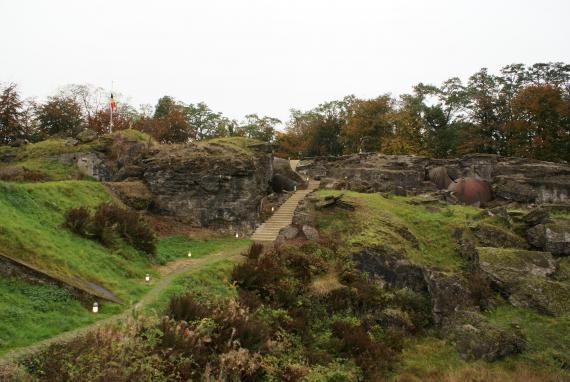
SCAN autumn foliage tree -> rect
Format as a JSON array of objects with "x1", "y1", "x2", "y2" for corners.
[
  {"x1": 0, "y1": 83, "x2": 25, "y2": 144},
  {"x1": 36, "y1": 95, "x2": 84, "y2": 137},
  {"x1": 277, "y1": 62, "x2": 570, "y2": 163}
]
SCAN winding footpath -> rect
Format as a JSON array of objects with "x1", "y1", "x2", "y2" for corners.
[{"x1": 0, "y1": 247, "x2": 246, "y2": 367}]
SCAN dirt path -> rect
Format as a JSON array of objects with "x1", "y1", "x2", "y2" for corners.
[{"x1": 0, "y1": 246, "x2": 247, "y2": 367}]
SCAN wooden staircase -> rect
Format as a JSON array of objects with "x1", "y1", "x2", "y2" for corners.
[{"x1": 251, "y1": 160, "x2": 319, "y2": 242}]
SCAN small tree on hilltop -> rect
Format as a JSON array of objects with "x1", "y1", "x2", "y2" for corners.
[
  {"x1": 37, "y1": 95, "x2": 84, "y2": 137},
  {"x1": 0, "y1": 83, "x2": 25, "y2": 145}
]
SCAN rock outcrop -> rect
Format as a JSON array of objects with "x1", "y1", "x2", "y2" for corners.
[
  {"x1": 527, "y1": 220, "x2": 570, "y2": 256},
  {"x1": 471, "y1": 223, "x2": 528, "y2": 249},
  {"x1": 143, "y1": 141, "x2": 273, "y2": 234},
  {"x1": 442, "y1": 310, "x2": 525, "y2": 361},
  {"x1": 475, "y1": 247, "x2": 570, "y2": 316},
  {"x1": 299, "y1": 153, "x2": 570, "y2": 204},
  {"x1": 353, "y1": 248, "x2": 427, "y2": 293}
]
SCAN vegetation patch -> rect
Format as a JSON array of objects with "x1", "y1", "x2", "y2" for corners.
[
  {"x1": 317, "y1": 190, "x2": 479, "y2": 272},
  {"x1": 0, "y1": 276, "x2": 118, "y2": 356},
  {"x1": 64, "y1": 202, "x2": 157, "y2": 255}
]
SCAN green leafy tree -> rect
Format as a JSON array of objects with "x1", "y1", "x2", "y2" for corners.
[
  {"x1": 0, "y1": 83, "x2": 25, "y2": 144},
  {"x1": 240, "y1": 114, "x2": 280, "y2": 142},
  {"x1": 36, "y1": 95, "x2": 84, "y2": 137},
  {"x1": 153, "y1": 96, "x2": 193, "y2": 143}
]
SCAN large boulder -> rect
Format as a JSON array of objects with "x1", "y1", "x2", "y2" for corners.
[
  {"x1": 271, "y1": 173, "x2": 297, "y2": 193},
  {"x1": 442, "y1": 310, "x2": 525, "y2": 361},
  {"x1": 527, "y1": 220, "x2": 570, "y2": 256},
  {"x1": 352, "y1": 247, "x2": 427, "y2": 293},
  {"x1": 277, "y1": 225, "x2": 299, "y2": 241},
  {"x1": 522, "y1": 208, "x2": 550, "y2": 226},
  {"x1": 76, "y1": 129, "x2": 98, "y2": 143},
  {"x1": 302, "y1": 225, "x2": 320, "y2": 241},
  {"x1": 273, "y1": 157, "x2": 303, "y2": 183},
  {"x1": 475, "y1": 247, "x2": 570, "y2": 315},
  {"x1": 475, "y1": 247, "x2": 556, "y2": 283},
  {"x1": 507, "y1": 276, "x2": 570, "y2": 316},
  {"x1": 423, "y1": 270, "x2": 476, "y2": 324},
  {"x1": 471, "y1": 223, "x2": 528, "y2": 249}
]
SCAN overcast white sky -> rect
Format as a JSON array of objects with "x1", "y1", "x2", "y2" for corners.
[{"x1": 1, "y1": 0, "x2": 569, "y2": 124}]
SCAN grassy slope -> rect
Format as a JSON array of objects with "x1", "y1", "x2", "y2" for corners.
[
  {"x1": 0, "y1": 179, "x2": 247, "y2": 355},
  {"x1": 317, "y1": 190, "x2": 480, "y2": 272},
  {"x1": 0, "y1": 180, "x2": 150, "y2": 300},
  {"x1": 315, "y1": 191, "x2": 570, "y2": 380}
]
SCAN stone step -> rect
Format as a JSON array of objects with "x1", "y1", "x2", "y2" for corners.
[{"x1": 250, "y1": 170, "x2": 319, "y2": 243}]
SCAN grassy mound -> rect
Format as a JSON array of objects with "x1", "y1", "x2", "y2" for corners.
[{"x1": 316, "y1": 190, "x2": 480, "y2": 272}]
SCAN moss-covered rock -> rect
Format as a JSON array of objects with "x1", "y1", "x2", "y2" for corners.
[
  {"x1": 76, "y1": 129, "x2": 98, "y2": 143},
  {"x1": 507, "y1": 275, "x2": 570, "y2": 316},
  {"x1": 423, "y1": 270, "x2": 476, "y2": 324},
  {"x1": 472, "y1": 223, "x2": 528, "y2": 249},
  {"x1": 475, "y1": 247, "x2": 570, "y2": 316},
  {"x1": 442, "y1": 310, "x2": 526, "y2": 361},
  {"x1": 527, "y1": 220, "x2": 570, "y2": 256},
  {"x1": 476, "y1": 247, "x2": 556, "y2": 282}
]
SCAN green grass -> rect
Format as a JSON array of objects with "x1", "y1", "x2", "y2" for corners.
[
  {"x1": 316, "y1": 190, "x2": 479, "y2": 272},
  {"x1": 0, "y1": 139, "x2": 102, "y2": 181},
  {"x1": 0, "y1": 179, "x2": 248, "y2": 354},
  {"x1": 4, "y1": 139, "x2": 102, "y2": 162},
  {"x1": 0, "y1": 131, "x2": 154, "y2": 181},
  {"x1": 155, "y1": 235, "x2": 247, "y2": 265},
  {"x1": 487, "y1": 306, "x2": 570, "y2": 371},
  {"x1": 0, "y1": 180, "x2": 152, "y2": 301},
  {"x1": 390, "y1": 336, "x2": 467, "y2": 379},
  {"x1": 0, "y1": 276, "x2": 119, "y2": 356},
  {"x1": 145, "y1": 244, "x2": 250, "y2": 314}
]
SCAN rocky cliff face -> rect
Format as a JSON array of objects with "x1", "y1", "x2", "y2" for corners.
[
  {"x1": 299, "y1": 153, "x2": 570, "y2": 204},
  {"x1": 142, "y1": 141, "x2": 273, "y2": 234},
  {"x1": 70, "y1": 134, "x2": 274, "y2": 233}
]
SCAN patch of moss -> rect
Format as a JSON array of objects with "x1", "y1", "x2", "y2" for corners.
[{"x1": 488, "y1": 306, "x2": 570, "y2": 372}]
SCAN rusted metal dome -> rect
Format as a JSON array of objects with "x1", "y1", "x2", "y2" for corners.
[{"x1": 448, "y1": 177, "x2": 492, "y2": 206}]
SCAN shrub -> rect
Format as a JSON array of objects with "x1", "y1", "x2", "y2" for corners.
[
  {"x1": 331, "y1": 321, "x2": 401, "y2": 379},
  {"x1": 167, "y1": 294, "x2": 210, "y2": 322},
  {"x1": 245, "y1": 242, "x2": 264, "y2": 259},
  {"x1": 63, "y1": 202, "x2": 157, "y2": 255},
  {"x1": 63, "y1": 206, "x2": 90, "y2": 235},
  {"x1": 0, "y1": 167, "x2": 47, "y2": 182}
]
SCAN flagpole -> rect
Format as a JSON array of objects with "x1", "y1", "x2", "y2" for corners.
[{"x1": 109, "y1": 81, "x2": 114, "y2": 133}]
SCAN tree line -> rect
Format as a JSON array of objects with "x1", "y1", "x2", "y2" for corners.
[
  {"x1": 2, "y1": 62, "x2": 569, "y2": 162},
  {"x1": 0, "y1": 84, "x2": 280, "y2": 145},
  {"x1": 277, "y1": 62, "x2": 570, "y2": 162}
]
